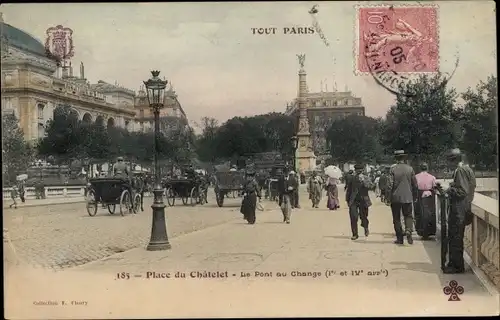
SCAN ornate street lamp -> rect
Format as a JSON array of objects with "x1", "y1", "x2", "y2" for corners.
[
  {"x1": 143, "y1": 70, "x2": 171, "y2": 251},
  {"x1": 290, "y1": 135, "x2": 299, "y2": 173}
]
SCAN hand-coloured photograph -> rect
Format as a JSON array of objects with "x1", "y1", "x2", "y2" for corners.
[{"x1": 2, "y1": 2, "x2": 498, "y2": 318}]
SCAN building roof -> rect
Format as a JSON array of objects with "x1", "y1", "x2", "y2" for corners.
[
  {"x1": 1, "y1": 22, "x2": 47, "y2": 57},
  {"x1": 90, "y1": 80, "x2": 135, "y2": 95}
]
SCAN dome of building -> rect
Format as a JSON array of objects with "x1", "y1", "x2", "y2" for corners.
[{"x1": 1, "y1": 22, "x2": 47, "y2": 57}]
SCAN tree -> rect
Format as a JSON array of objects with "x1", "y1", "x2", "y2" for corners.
[
  {"x1": 460, "y1": 76, "x2": 498, "y2": 169},
  {"x1": 194, "y1": 117, "x2": 220, "y2": 162},
  {"x1": 211, "y1": 113, "x2": 296, "y2": 160},
  {"x1": 258, "y1": 113, "x2": 296, "y2": 154},
  {"x1": 379, "y1": 74, "x2": 461, "y2": 165},
  {"x1": 79, "y1": 121, "x2": 111, "y2": 161},
  {"x1": 326, "y1": 115, "x2": 382, "y2": 164},
  {"x1": 37, "y1": 106, "x2": 83, "y2": 162},
  {"x1": 2, "y1": 113, "x2": 35, "y2": 184}
]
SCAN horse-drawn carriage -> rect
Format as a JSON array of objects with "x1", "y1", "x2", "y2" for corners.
[
  {"x1": 86, "y1": 177, "x2": 141, "y2": 216},
  {"x1": 163, "y1": 176, "x2": 208, "y2": 207},
  {"x1": 213, "y1": 170, "x2": 246, "y2": 207}
]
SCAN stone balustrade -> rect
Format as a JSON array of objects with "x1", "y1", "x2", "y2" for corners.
[
  {"x1": 2, "y1": 186, "x2": 154, "y2": 200},
  {"x1": 436, "y1": 179, "x2": 499, "y2": 292},
  {"x1": 2, "y1": 186, "x2": 86, "y2": 200}
]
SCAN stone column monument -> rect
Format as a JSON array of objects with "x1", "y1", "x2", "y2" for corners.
[{"x1": 295, "y1": 54, "x2": 316, "y2": 173}]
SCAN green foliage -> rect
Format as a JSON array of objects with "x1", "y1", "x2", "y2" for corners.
[
  {"x1": 37, "y1": 106, "x2": 192, "y2": 164},
  {"x1": 2, "y1": 113, "x2": 35, "y2": 184},
  {"x1": 379, "y1": 74, "x2": 460, "y2": 163},
  {"x1": 195, "y1": 117, "x2": 220, "y2": 162},
  {"x1": 194, "y1": 113, "x2": 296, "y2": 161},
  {"x1": 37, "y1": 106, "x2": 82, "y2": 161},
  {"x1": 460, "y1": 76, "x2": 498, "y2": 169},
  {"x1": 326, "y1": 115, "x2": 383, "y2": 164}
]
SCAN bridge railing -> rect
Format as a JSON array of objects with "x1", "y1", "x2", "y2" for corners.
[
  {"x1": 2, "y1": 186, "x2": 86, "y2": 200},
  {"x1": 2, "y1": 185, "x2": 156, "y2": 200},
  {"x1": 436, "y1": 179, "x2": 499, "y2": 292}
]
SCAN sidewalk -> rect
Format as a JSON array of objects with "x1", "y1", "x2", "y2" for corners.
[
  {"x1": 5, "y1": 192, "x2": 498, "y2": 319},
  {"x1": 2, "y1": 196, "x2": 86, "y2": 209}
]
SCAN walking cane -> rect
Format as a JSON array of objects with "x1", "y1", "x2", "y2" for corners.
[{"x1": 439, "y1": 192, "x2": 449, "y2": 272}]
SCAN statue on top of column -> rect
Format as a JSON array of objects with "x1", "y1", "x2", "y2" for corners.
[{"x1": 297, "y1": 54, "x2": 306, "y2": 69}]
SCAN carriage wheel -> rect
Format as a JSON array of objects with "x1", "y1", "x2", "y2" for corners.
[
  {"x1": 86, "y1": 191, "x2": 98, "y2": 216},
  {"x1": 166, "y1": 188, "x2": 175, "y2": 206},
  {"x1": 107, "y1": 204, "x2": 116, "y2": 214},
  {"x1": 133, "y1": 194, "x2": 141, "y2": 214},
  {"x1": 216, "y1": 191, "x2": 224, "y2": 207},
  {"x1": 182, "y1": 195, "x2": 189, "y2": 205},
  {"x1": 190, "y1": 187, "x2": 198, "y2": 206},
  {"x1": 119, "y1": 190, "x2": 131, "y2": 216}
]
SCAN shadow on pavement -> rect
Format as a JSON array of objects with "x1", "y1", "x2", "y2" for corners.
[
  {"x1": 391, "y1": 240, "x2": 490, "y2": 296},
  {"x1": 370, "y1": 232, "x2": 394, "y2": 239}
]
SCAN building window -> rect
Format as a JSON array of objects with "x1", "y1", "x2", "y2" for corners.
[
  {"x1": 37, "y1": 104, "x2": 45, "y2": 120},
  {"x1": 140, "y1": 109, "x2": 144, "y2": 118},
  {"x1": 38, "y1": 123, "x2": 45, "y2": 138}
]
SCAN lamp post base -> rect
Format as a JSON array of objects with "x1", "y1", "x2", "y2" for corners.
[
  {"x1": 146, "y1": 241, "x2": 171, "y2": 251},
  {"x1": 147, "y1": 187, "x2": 171, "y2": 251}
]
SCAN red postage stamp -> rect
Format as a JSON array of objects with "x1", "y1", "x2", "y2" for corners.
[{"x1": 356, "y1": 5, "x2": 439, "y2": 74}]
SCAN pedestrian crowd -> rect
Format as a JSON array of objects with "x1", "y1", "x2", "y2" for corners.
[
  {"x1": 342, "y1": 148, "x2": 476, "y2": 274},
  {"x1": 239, "y1": 148, "x2": 476, "y2": 275}
]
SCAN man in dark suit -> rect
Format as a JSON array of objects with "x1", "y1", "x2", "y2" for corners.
[
  {"x1": 388, "y1": 150, "x2": 418, "y2": 245},
  {"x1": 441, "y1": 148, "x2": 476, "y2": 274},
  {"x1": 277, "y1": 166, "x2": 295, "y2": 223},
  {"x1": 345, "y1": 164, "x2": 374, "y2": 240},
  {"x1": 289, "y1": 170, "x2": 300, "y2": 209},
  {"x1": 344, "y1": 169, "x2": 354, "y2": 191}
]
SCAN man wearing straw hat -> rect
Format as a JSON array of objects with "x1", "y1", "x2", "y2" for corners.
[{"x1": 388, "y1": 150, "x2": 418, "y2": 245}]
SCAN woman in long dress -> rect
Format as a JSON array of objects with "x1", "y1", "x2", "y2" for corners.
[
  {"x1": 240, "y1": 170, "x2": 261, "y2": 224},
  {"x1": 308, "y1": 172, "x2": 323, "y2": 208},
  {"x1": 326, "y1": 177, "x2": 340, "y2": 210}
]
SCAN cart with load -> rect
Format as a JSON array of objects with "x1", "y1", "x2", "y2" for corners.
[
  {"x1": 163, "y1": 176, "x2": 207, "y2": 207},
  {"x1": 86, "y1": 177, "x2": 141, "y2": 216},
  {"x1": 213, "y1": 170, "x2": 246, "y2": 207}
]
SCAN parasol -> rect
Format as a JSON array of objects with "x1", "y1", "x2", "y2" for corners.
[
  {"x1": 324, "y1": 165, "x2": 342, "y2": 179},
  {"x1": 16, "y1": 174, "x2": 28, "y2": 181}
]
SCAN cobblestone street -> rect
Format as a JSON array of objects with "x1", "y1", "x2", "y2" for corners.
[
  {"x1": 5, "y1": 187, "x2": 498, "y2": 318},
  {"x1": 3, "y1": 189, "x2": 249, "y2": 270}
]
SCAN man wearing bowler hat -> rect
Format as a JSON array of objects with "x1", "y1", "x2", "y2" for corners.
[
  {"x1": 388, "y1": 150, "x2": 418, "y2": 245},
  {"x1": 345, "y1": 163, "x2": 374, "y2": 240},
  {"x1": 440, "y1": 148, "x2": 476, "y2": 274}
]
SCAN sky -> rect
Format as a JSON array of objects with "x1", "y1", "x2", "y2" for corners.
[{"x1": 2, "y1": 1, "x2": 497, "y2": 127}]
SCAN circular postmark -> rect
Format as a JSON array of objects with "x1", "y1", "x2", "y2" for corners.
[{"x1": 359, "y1": 5, "x2": 458, "y2": 96}]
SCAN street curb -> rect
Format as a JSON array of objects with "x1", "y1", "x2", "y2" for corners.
[{"x1": 2, "y1": 199, "x2": 86, "y2": 209}]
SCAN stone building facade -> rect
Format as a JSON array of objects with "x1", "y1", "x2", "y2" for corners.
[
  {"x1": 133, "y1": 84, "x2": 188, "y2": 133},
  {"x1": 285, "y1": 91, "x2": 365, "y2": 155},
  {"x1": 1, "y1": 20, "x2": 188, "y2": 141}
]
